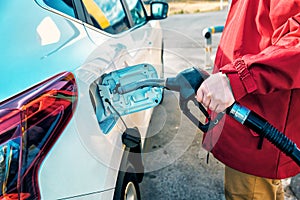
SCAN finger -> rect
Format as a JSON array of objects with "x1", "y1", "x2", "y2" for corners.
[
  {"x1": 215, "y1": 104, "x2": 222, "y2": 113},
  {"x1": 216, "y1": 103, "x2": 228, "y2": 113},
  {"x1": 202, "y1": 93, "x2": 212, "y2": 107},
  {"x1": 215, "y1": 104, "x2": 223, "y2": 113},
  {"x1": 209, "y1": 101, "x2": 218, "y2": 112},
  {"x1": 196, "y1": 87, "x2": 205, "y2": 102},
  {"x1": 216, "y1": 104, "x2": 227, "y2": 114}
]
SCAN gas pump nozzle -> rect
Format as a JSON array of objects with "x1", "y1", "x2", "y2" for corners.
[{"x1": 164, "y1": 67, "x2": 217, "y2": 132}]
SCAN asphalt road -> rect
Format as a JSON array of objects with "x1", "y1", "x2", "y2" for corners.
[{"x1": 140, "y1": 10, "x2": 300, "y2": 200}]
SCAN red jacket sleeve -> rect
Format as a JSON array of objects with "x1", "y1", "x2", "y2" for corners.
[{"x1": 220, "y1": 13, "x2": 300, "y2": 101}]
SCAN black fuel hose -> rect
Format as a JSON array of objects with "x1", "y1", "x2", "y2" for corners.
[{"x1": 227, "y1": 103, "x2": 300, "y2": 166}]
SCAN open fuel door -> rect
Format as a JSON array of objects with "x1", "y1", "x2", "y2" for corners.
[{"x1": 90, "y1": 63, "x2": 163, "y2": 134}]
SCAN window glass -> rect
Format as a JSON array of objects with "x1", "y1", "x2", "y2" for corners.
[
  {"x1": 43, "y1": 0, "x2": 75, "y2": 18},
  {"x1": 125, "y1": 0, "x2": 147, "y2": 26},
  {"x1": 82, "y1": 0, "x2": 130, "y2": 34}
]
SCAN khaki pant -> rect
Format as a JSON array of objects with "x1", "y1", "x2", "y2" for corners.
[{"x1": 225, "y1": 166, "x2": 284, "y2": 200}]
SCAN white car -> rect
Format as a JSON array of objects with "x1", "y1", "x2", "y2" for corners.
[{"x1": 0, "y1": 0, "x2": 168, "y2": 199}]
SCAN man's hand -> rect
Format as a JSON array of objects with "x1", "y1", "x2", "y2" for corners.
[{"x1": 196, "y1": 72, "x2": 235, "y2": 113}]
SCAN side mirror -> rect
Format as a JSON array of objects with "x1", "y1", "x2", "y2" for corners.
[{"x1": 150, "y1": 1, "x2": 169, "y2": 20}]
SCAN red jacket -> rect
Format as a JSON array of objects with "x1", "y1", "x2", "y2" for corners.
[{"x1": 204, "y1": 0, "x2": 300, "y2": 179}]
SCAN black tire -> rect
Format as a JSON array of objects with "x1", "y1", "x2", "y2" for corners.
[{"x1": 113, "y1": 162, "x2": 141, "y2": 200}]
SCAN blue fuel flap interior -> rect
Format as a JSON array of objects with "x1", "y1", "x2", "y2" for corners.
[{"x1": 97, "y1": 63, "x2": 163, "y2": 133}]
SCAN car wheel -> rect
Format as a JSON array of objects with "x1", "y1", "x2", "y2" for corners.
[
  {"x1": 114, "y1": 162, "x2": 141, "y2": 200},
  {"x1": 123, "y1": 172, "x2": 141, "y2": 200}
]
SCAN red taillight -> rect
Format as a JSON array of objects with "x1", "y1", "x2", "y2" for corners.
[{"x1": 0, "y1": 72, "x2": 78, "y2": 200}]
